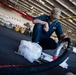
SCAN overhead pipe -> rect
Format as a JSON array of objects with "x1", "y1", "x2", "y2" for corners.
[
  {"x1": 0, "y1": 1, "x2": 76, "y2": 21},
  {"x1": 72, "y1": 39, "x2": 76, "y2": 43},
  {"x1": 0, "y1": 1, "x2": 33, "y2": 21},
  {"x1": 59, "y1": 16, "x2": 76, "y2": 20}
]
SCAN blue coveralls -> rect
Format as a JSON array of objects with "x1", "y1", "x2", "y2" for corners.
[{"x1": 32, "y1": 15, "x2": 63, "y2": 50}]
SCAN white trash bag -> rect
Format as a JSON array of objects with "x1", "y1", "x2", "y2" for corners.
[{"x1": 18, "y1": 40, "x2": 42, "y2": 63}]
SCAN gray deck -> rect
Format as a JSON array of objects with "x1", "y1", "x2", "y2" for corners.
[{"x1": 0, "y1": 25, "x2": 76, "y2": 75}]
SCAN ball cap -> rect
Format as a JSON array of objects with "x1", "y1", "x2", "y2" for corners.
[{"x1": 53, "y1": 8, "x2": 61, "y2": 19}]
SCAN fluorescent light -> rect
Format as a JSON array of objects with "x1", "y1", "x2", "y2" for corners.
[
  {"x1": 72, "y1": 2, "x2": 76, "y2": 5},
  {"x1": 68, "y1": 19, "x2": 73, "y2": 23},
  {"x1": 28, "y1": 0, "x2": 49, "y2": 14},
  {"x1": 62, "y1": 11, "x2": 70, "y2": 16},
  {"x1": 69, "y1": 0, "x2": 76, "y2": 6},
  {"x1": 38, "y1": 0, "x2": 45, "y2": 5},
  {"x1": 69, "y1": 0, "x2": 72, "y2": 1},
  {"x1": 9, "y1": 5, "x2": 13, "y2": 7},
  {"x1": 56, "y1": 0, "x2": 75, "y2": 15},
  {"x1": 30, "y1": 6, "x2": 34, "y2": 9},
  {"x1": 68, "y1": 29, "x2": 72, "y2": 33},
  {"x1": 45, "y1": 0, "x2": 54, "y2": 6},
  {"x1": 40, "y1": 12, "x2": 44, "y2": 15},
  {"x1": 72, "y1": 34, "x2": 75, "y2": 36}
]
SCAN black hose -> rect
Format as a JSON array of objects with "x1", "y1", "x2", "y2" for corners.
[{"x1": 0, "y1": 38, "x2": 73, "y2": 75}]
